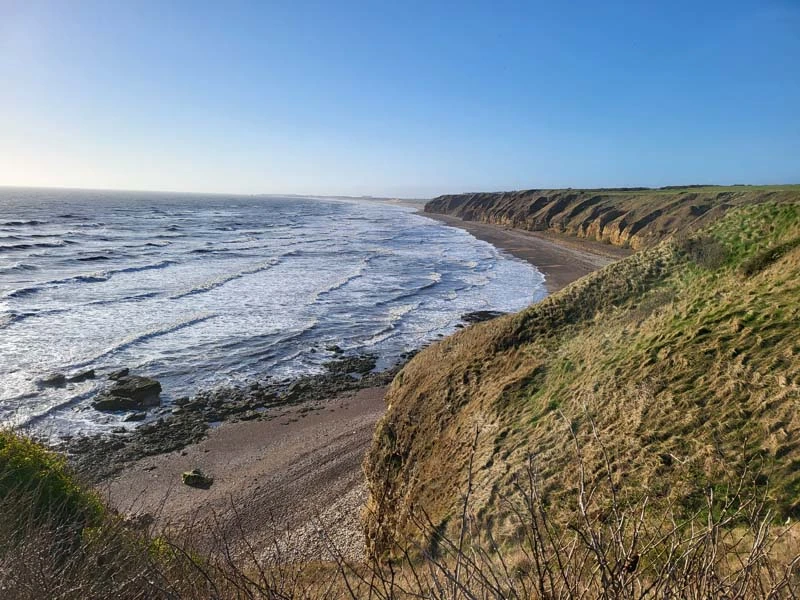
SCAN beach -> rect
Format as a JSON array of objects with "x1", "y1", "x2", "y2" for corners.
[
  {"x1": 98, "y1": 212, "x2": 626, "y2": 561},
  {"x1": 424, "y1": 212, "x2": 631, "y2": 293}
]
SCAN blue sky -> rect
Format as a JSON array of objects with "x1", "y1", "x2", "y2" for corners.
[{"x1": 1, "y1": 0, "x2": 798, "y2": 197}]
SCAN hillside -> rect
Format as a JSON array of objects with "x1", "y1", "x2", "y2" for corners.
[
  {"x1": 365, "y1": 200, "x2": 800, "y2": 558},
  {"x1": 425, "y1": 185, "x2": 800, "y2": 250}
]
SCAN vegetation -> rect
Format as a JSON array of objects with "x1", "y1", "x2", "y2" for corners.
[
  {"x1": 2, "y1": 426, "x2": 799, "y2": 597},
  {"x1": 0, "y1": 429, "x2": 104, "y2": 531},
  {"x1": 366, "y1": 201, "x2": 800, "y2": 567},
  {"x1": 4, "y1": 198, "x2": 800, "y2": 596}
]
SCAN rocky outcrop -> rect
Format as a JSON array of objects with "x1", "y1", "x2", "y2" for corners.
[
  {"x1": 425, "y1": 186, "x2": 800, "y2": 250},
  {"x1": 67, "y1": 354, "x2": 402, "y2": 482},
  {"x1": 107, "y1": 368, "x2": 130, "y2": 381},
  {"x1": 461, "y1": 310, "x2": 507, "y2": 324},
  {"x1": 67, "y1": 369, "x2": 95, "y2": 383},
  {"x1": 92, "y1": 376, "x2": 162, "y2": 411}
]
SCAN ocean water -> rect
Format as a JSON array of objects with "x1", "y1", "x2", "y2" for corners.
[{"x1": 0, "y1": 188, "x2": 546, "y2": 435}]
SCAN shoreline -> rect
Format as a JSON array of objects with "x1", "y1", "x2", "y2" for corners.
[
  {"x1": 421, "y1": 212, "x2": 631, "y2": 294},
  {"x1": 92, "y1": 208, "x2": 629, "y2": 561},
  {"x1": 99, "y1": 385, "x2": 387, "y2": 561}
]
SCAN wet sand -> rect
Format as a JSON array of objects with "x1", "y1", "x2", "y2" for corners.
[
  {"x1": 98, "y1": 212, "x2": 629, "y2": 561},
  {"x1": 423, "y1": 213, "x2": 631, "y2": 293}
]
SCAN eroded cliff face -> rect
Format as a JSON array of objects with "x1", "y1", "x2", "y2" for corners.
[{"x1": 424, "y1": 187, "x2": 798, "y2": 249}]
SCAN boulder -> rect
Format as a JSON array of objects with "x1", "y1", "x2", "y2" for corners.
[
  {"x1": 93, "y1": 375, "x2": 162, "y2": 412},
  {"x1": 182, "y1": 468, "x2": 213, "y2": 488},
  {"x1": 107, "y1": 367, "x2": 130, "y2": 381},
  {"x1": 107, "y1": 375, "x2": 161, "y2": 404},
  {"x1": 67, "y1": 369, "x2": 95, "y2": 383},
  {"x1": 123, "y1": 411, "x2": 147, "y2": 422},
  {"x1": 93, "y1": 396, "x2": 142, "y2": 411},
  {"x1": 39, "y1": 373, "x2": 67, "y2": 388}
]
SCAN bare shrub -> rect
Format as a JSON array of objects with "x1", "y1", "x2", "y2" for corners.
[
  {"x1": 674, "y1": 234, "x2": 728, "y2": 269},
  {"x1": 343, "y1": 418, "x2": 800, "y2": 599},
  {"x1": 3, "y1": 424, "x2": 800, "y2": 598}
]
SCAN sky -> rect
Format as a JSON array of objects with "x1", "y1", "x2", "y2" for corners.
[{"x1": 1, "y1": 0, "x2": 799, "y2": 198}]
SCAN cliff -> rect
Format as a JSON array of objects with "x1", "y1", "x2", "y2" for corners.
[
  {"x1": 365, "y1": 199, "x2": 800, "y2": 557},
  {"x1": 424, "y1": 186, "x2": 800, "y2": 249}
]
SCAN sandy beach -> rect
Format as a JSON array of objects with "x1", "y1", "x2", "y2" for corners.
[
  {"x1": 424, "y1": 212, "x2": 631, "y2": 293},
  {"x1": 98, "y1": 214, "x2": 628, "y2": 560}
]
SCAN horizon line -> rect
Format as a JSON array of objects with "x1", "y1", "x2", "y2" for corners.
[{"x1": 1, "y1": 182, "x2": 799, "y2": 200}]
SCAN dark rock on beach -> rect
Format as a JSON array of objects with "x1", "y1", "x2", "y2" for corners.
[
  {"x1": 461, "y1": 310, "x2": 507, "y2": 324},
  {"x1": 66, "y1": 353, "x2": 404, "y2": 483},
  {"x1": 92, "y1": 375, "x2": 162, "y2": 411},
  {"x1": 324, "y1": 354, "x2": 376, "y2": 376},
  {"x1": 182, "y1": 468, "x2": 213, "y2": 488},
  {"x1": 123, "y1": 411, "x2": 148, "y2": 422}
]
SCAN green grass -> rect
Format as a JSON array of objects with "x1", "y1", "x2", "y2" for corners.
[{"x1": 0, "y1": 429, "x2": 104, "y2": 529}]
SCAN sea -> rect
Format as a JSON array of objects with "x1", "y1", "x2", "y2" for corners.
[{"x1": 0, "y1": 188, "x2": 546, "y2": 436}]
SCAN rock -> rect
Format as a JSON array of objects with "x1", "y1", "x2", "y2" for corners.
[
  {"x1": 93, "y1": 396, "x2": 136, "y2": 411},
  {"x1": 182, "y1": 468, "x2": 213, "y2": 488},
  {"x1": 67, "y1": 368, "x2": 95, "y2": 383},
  {"x1": 326, "y1": 344, "x2": 344, "y2": 354},
  {"x1": 107, "y1": 368, "x2": 130, "y2": 380},
  {"x1": 124, "y1": 411, "x2": 147, "y2": 422},
  {"x1": 107, "y1": 375, "x2": 161, "y2": 404},
  {"x1": 39, "y1": 373, "x2": 67, "y2": 388},
  {"x1": 93, "y1": 375, "x2": 162, "y2": 412},
  {"x1": 285, "y1": 380, "x2": 310, "y2": 403},
  {"x1": 325, "y1": 354, "x2": 377, "y2": 375},
  {"x1": 461, "y1": 310, "x2": 507, "y2": 324}
]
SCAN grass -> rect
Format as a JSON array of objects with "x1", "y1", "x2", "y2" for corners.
[
  {"x1": 4, "y1": 197, "x2": 800, "y2": 596},
  {"x1": 366, "y1": 200, "x2": 800, "y2": 562},
  {"x1": 0, "y1": 429, "x2": 104, "y2": 531},
  {"x1": 3, "y1": 426, "x2": 799, "y2": 598}
]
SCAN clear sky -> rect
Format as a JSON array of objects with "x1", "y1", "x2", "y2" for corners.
[{"x1": 1, "y1": 0, "x2": 799, "y2": 197}]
